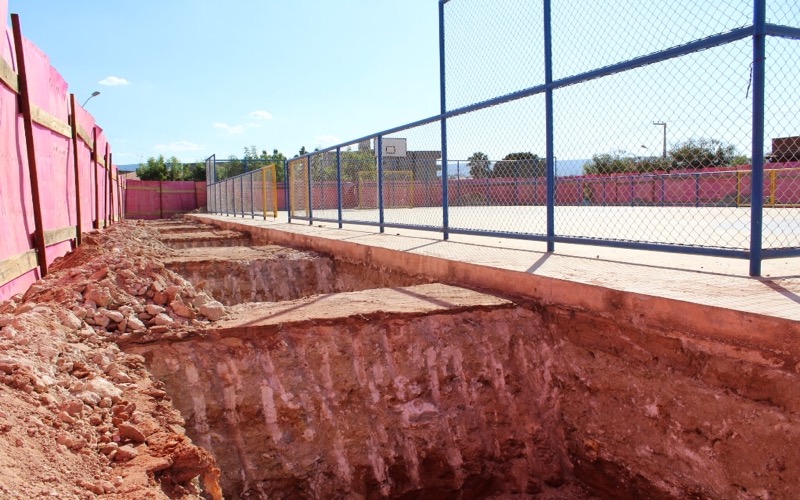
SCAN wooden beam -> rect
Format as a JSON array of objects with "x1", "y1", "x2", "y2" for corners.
[
  {"x1": 44, "y1": 225, "x2": 77, "y2": 247},
  {"x1": 76, "y1": 123, "x2": 92, "y2": 149},
  {"x1": 0, "y1": 55, "x2": 18, "y2": 93},
  {"x1": 69, "y1": 94, "x2": 82, "y2": 245},
  {"x1": 0, "y1": 250, "x2": 38, "y2": 287},
  {"x1": 93, "y1": 127, "x2": 99, "y2": 229},
  {"x1": 11, "y1": 14, "x2": 47, "y2": 277},
  {"x1": 30, "y1": 103, "x2": 71, "y2": 138},
  {"x1": 107, "y1": 151, "x2": 112, "y2": 226}
]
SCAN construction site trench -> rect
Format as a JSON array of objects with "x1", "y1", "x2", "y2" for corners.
[{"x1": 2, "y1": 218, "x2": 799, "y2": 499}]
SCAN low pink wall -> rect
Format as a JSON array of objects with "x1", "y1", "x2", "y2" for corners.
[{"x1": 125, "y1": 181, "x2": 207, "y2": 219}]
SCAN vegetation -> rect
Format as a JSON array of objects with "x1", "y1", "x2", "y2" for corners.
[
  {"x1": 136, "y1": 155, "x2": 205, "y2": 181},
  {"x1": 583, "y1": 138, "x2": 749, "y2": 175},
  {"x1": 492, "y1": 152, "x2": 546, "y2": 178},
  {"x1": 467, "y1": 152, "x2": 490, "y2": 179},
  {"x1": 214, "y1": 146, "x2": 288, "y2": 182}
]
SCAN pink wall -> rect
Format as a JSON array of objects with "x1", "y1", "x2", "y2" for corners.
[
  {"x1": 126, "y1": 181, "x2": 207, "y2": 219},
  {"x1": 0, "y1": 7, "x2": 123, "y2": 300}
]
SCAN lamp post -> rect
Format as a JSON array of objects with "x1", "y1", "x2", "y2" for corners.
[
  {"x1": 82, "y1": 91, "x2": 100, "y2": 107},
  {"x1": 653, "y1": 121, "x2": 667, "y2": 158}
]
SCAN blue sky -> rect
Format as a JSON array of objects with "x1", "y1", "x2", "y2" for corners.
[
  {"x1": 8, "y1": 1, "x2": 441, "y2": 164},
  {"x1": 7, "y1": 1, "x2": 798, "y2": 169}
]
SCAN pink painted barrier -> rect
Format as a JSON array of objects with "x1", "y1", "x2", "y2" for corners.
[
  {"x1": 0, "y1": 5, "x2": 123, "y2": 300},
  {"x1": 125, "y1": 181, "x2": 207, "y2": 219}
]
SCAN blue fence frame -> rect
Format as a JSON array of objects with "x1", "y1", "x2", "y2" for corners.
[{"x1": 205, "y1": 0, "x2": 800, "y2": 277}]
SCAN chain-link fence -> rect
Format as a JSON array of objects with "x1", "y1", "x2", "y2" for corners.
[
  {"x1": 207, "y1": 158, "x2": 280, "y2": 220},
  {"x1": 210, "y1": 1, "x2": 800, "y2": 276}
]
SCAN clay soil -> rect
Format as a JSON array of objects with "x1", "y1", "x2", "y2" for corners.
[{"x1": 0, "y1": 222, "x2": 224, "y2": 499}]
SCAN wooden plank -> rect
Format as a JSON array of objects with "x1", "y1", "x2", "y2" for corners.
[
  {"x1": 11, "y1": 14, "x2": 48, "y2": 277},
  {"x1": 0, "y1": 55, "x2": 19, "y2": 93},
  {"x1": 0, "y1": 250, "x2": 38, "y2": 287},
  {"x1": 126, "y1": 185, "x2": 160, "y2": 192},
  {"x1": 76, "y1": 123, "x2": 92, "y2": 149},
  {"x1": 44, "y1": 225, "x2": 77, "y2": 247},
  {"x1": 31, "y1": 104, "x2": 72, "y2": 138}
]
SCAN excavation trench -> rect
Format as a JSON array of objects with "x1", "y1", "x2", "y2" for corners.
[{"x1": 121, "y1": 222, "x2": 800, "y2": 498}]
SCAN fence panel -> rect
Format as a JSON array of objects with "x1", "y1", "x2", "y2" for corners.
[
  {"x1": 383, "y1": 122, "x2": 443, "y2": 230},
  {"x1": 447, "y1": 94, "x2": 548, "y2": 238},
  {"x1": 205, "y1": 1, "x2": 800, "y2": 273}
]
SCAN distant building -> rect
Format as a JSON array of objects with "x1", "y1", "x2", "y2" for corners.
[{"x1": 767, "y1": 136, "x2": 800, "y2": 162}]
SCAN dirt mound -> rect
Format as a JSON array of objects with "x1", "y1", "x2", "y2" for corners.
[{"x1": 0, "y1": 221, "x2": 221, "y2": 499}]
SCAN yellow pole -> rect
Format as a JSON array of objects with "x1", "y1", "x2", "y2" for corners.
[{"x1": 770, "y1": 169, "x2": 777, "y2": 207}]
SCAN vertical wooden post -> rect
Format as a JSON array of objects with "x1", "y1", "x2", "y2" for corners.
[
  {"x1": 107, "y1": 154, "x2": 113, "y2": 225},
  {"x1": 69, "y1": 94, "x2": 83, "y2": 245},
  {"x1": 93, "y1": 127, "x2": 99, "y2": 229},
  {"x1": 159, "y1": 180, "x2": 164, "y2": 219},
  {"x1": 194, "y1": 181, "x2": 199, "y2": 209},
  {"x1": 103, "y1": 143, "x2": 109, "y2": 227},
  {"x1": 11, "y1": 14, "x2": 48, "y2": 276},
  {"x1": 118, "y1": 178, "x2": 123, "y2": 220}
]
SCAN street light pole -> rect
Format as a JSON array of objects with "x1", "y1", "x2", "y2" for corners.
[
  {"x1": 82, "y1": 91, "x2": 100, "y2": 107},
  {"x1": 653, "y1": 121, "x2": 666, "y2": 158}
]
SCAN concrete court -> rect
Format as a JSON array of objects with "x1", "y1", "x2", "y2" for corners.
[{"x1": 192, "y1": 210, "x2": 800, "y2": 347}]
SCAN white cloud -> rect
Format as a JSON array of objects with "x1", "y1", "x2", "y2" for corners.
[
  {"x1": 98, "y1": 76, "x2": 130, "y2": 86},
  {"x1": 314, "y1": 135, "x2": 341, "y2": 147},
  {"x1": 154, "y1": 141, "x2": 202, "y2": 153},
  {"x1": 249, "y1": 110, "x2": 273, "y2": 120},
  {"x1": 213, "y1": 122, "x2": 245, "y2": 135}
]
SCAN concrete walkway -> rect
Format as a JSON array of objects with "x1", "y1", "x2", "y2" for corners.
[{"x1": 191, "y1": 213, "x2": 800, "y2": 350}]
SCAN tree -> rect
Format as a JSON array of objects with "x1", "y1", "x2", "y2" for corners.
[
  {"x1": 493, "y1": 152, "x2": 545, "y2": 178},
  {"x1": 136, "y1": 155, "x2": 206, "y2": 181},
  {"x1": 583, "y1": 150, "x2": 638, "y2": 175},
  {"x1": 136, "y1": 155, "x2": 169, "y2": 180},
  {"x1": 295, "y1": 146, "x2": 307, "y2": 158},
  {"x1": 467, "y1": 152, "x2": 490, "y2": 178},
  {"x1": 669, "y1": 138, "x2": 745, "y2": 169}
]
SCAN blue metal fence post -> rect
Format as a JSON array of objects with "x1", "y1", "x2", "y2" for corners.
[
  {"x1": 285, "y1": 160, "x2": 292, "y2": 224},
  {"x1": 544, "y1": 0, "x2": 555, "y2": 252},
  {"x1": 307, "y1": 156, "x2": 313, "y2": 225},
  {"x1": 377, "y1": 136, "x2": 385, "y2": 233},
  {"x1": 750, "y1": 0, "x2": 766, "y2": 276},
  {"x1": 439, "y1": 0, "x2": 449, "y2": 240},
  {"x1": 336, "y1": 147, "x2": 343, "y2": 228}
]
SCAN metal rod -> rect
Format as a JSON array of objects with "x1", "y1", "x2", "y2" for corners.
[
  {"x1": 377, "y1": 137, "x2": 385, "y2": 233},
  {"x1": 439, "y1": 0, "x2": 449, "y2": 240},
  {"x1": 544, "y1": 0, "x2": 555, "y2": 252},
  {"x1": 750, "y1": 0, "x2": 766, "y2": 277},
  {"x1": 336, "y1": 147, "x2": 343, "y2": 228},
  {"x1": 307, "y1": 157, "x2": 313, "y2": 225}
]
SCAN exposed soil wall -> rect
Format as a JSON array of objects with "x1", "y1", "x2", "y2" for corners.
[
  {"x1": 126, "y1": 302, "x2": 583, "y2": 498},
  {"x1": 125, "y1": 284, "x2": 800, "y2": 499},
  {"x1": 164, "y1": 246, "x2": 429, "y2": 305}
]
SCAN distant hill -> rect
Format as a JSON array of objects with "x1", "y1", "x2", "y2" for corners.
[{"x1": 117, "y1": 163, "x2": 139, "y2": 173}]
